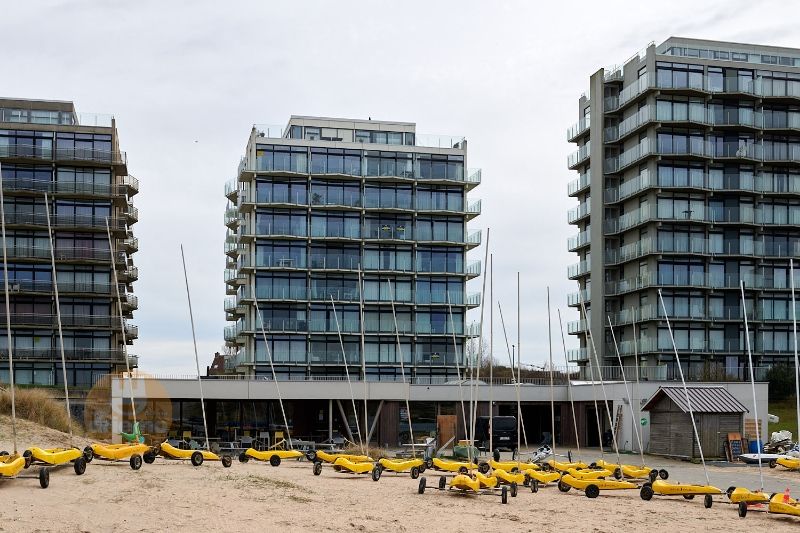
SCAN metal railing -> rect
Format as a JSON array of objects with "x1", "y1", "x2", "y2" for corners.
[{"x1": 568, "y1": 171, "x2": 591, "y2": 196}]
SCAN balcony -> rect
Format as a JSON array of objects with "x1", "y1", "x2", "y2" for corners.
[
  {"x1": 567, "y1": 259, "x2": 590, "y2": 279},
  {"x1": 567, "y1": 116, "x2": 591, "y2": 142},
  {"x1": 122, "y1": 266, "x2": 139, "y2": 281},
  {"x1": 568, "y1": 171, "x2": 591, "y2": 197},
  {"x1": 567, "y1": 142, "x2": 591, "y2": 169},
  {"x1": 225, "y1": 179, "x2": 238, "y2": 202},
  {"x1": 566, "y1": 288, "x2": 590, "y2": 306},
  {"x1": 466, "y1": 230, "x2": 481, "y2": 248},
  {"x1": 567, "y1": 201, "x2": 590, "y2": 224},
  {"x1": 604, "y1": 270, "x2": 799, "y2": 296},
  {"x1": 124, "y1": 323, "x2": 138, "y2": 339},
  {"x1": 124, "y1": 204, "x2": 138, "y2": 224},
  {"x1": 567, "y1": 348, "x2": 589, "y2": 363},
  {"x1": 1, "y1": 212, "x2": 126, "y2": 231},
  {"x1": 567, "y1": 229, "x2": 590, "y2": 252},
  {"x1": 3, "y1": 280, "x2": 121, "y2": 294},
  {"x1": 466, "y1": 200, "x2": 481, "y2": 219},
  {"x1": 0, "y1": 144, "x2": 127, "y2": 166},
  {"x1": 466, "y1": 260, "x2": 481, "y2": 278},
  {"x1": 465, "y1": 168, "x2": 482, "y2": 189},
  {"x1": 4, "y1": 245, "x2": 125, "y2": 264},
  {"x1": 122, "y1": 293, "x2": 138, "y2": 310},
  {"x1": 567, "y1": 319, "x2": 590, "y2": 334},
  {"x1": 121, "y1": 176, "x2": 139, "y2": 196},
  {"x1": 0, "y1": 347, "x2": 134, "y2": 362},
  {"x1": 123, "y1": 237, "x2": 139, "y2": 253}
]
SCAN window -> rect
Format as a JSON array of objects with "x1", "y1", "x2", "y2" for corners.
[
  {"x1": 310, "y1": 181, "x2": 360, "y2": 207},
  {"x1": 310, "y1": 212, "x2": 360, "y2": 238},
  {"x1": 416, "y1": 186, "x2": 463, "y2": 211},
  {"x1": 363, "y1": 277, "x2": 412, "y2": 302},
  {"x1": 55, "y1": 132, "x2": 112, "y2": 160},
  {"x1": 416, "y1": 217, "x2": 463, "y2": 242},
  {"x1": 363, "y1": 246, "x2": 412, "y2": 271},
  {"x1": 310, "y1": 148, "x2": 361, "y2": 176},
  {"x1": 309, "y1": 337, "x2": 359, "y2": 364},
  {"x1": 416, "y1": 277, "x2": 463, "y2": 304},
  {"x1": 417, "y1": 154, "x2": 463, "y2": 181},
  {"x1": 255, "y1": 209, "x2": 307, "y2": 237},
  {"x1": 310, "y1": 274, "x2": 359, "y2": 302},
  {"x1": 363, "y1": 215, "x2": 411, "y2": 240},
  {"x1": 256, "y1": 273, "x2": 307, "y2": 300},
  {"x1": 255, "y1": 145, "x2": 308, "y2": 173},
  {"x1": 256, "y1": 336, "x2": 306, "y2": 363},
  {"x1": 256, "y1": 179, "x2": 307, "y2": 205},
  {"x1": 364, "y1": 151, "x2": 413, "y2": 178},
  {"x1": 364, "y1": 184, "x2": 412, "y2": 209},
  {"x1": 310, "y1": 304, "x2": 359, "y2": 333},
  {"x1": 416, "y1": 247, "x2": 463, "y2": 273},
  {"x1": 255, "y1": 240, "x2": 306, "y2": 268},
  {"x1": 257, "y1": 305, "x2": 307, "y2": 332},
  {"x1": 309, "y1": 244, "x2": 359, "y2": 270}
]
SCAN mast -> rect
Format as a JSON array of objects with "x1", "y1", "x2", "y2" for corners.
[
  {"x1": 489, "y1": 254, "x2": 493, "y2": 456},
  {"x1": 578, "y1": 294, "x2": 605, "y2": 461},
  {"x1": 632, "y1": 311, "x2": 643, "y2": 457},
  {"x1": 0, "y1": 162, "x2": 18, "y2": 453},
  {"x1": 330, "y1": 296, "x2": 363, "y2": 452},
  {"x1": 358, "y1": 263, "x2": 368, "y2": 448},
  {"x1": 44, "y1": 193, "x2": 72, "y2": 443},
  {"x1": 547, "y1": 286, "x2": 555, "y2": 458},
  {"x1": 791, "y1": 258, "x2": 800, "y2": 452},
  {"x1": 106, "y1": 218, "x2": 137, "y2": 433},
  {"x1": 516, "y1": 272, "x2": 521, "y2": 463},
  {"x1": 557, "y1": 309, "x2": 580, "y2": 458},
  {"x1": 468, "y1": 228, "x2": 490, "y2": 465},
  {"x1": 252, "y1": 282, "x2": 293, "y2": 448},
  {"x1": 498, "y1": 302, "x2": 528, "y2": 452},
  {"x1": 658, "y1": 289, "x2": 710, "y2": 486},
  {"x1": 607, "y1": 316, "x2": 644, "y2": 466},
  {"x1": 740, "y1": 281, "x2": 764, "y2": 491},
  {"x1": 387, "y1": 279, "x2": 414, "y2": 456},
  {"x1": 180, "y1": 245, "x2": 210, "y2": 452},
  {"x1": 447, "y1": 292, "x2": 469, "y2": 446}
]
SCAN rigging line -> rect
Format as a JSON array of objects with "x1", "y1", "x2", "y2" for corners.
[
  {"x1": 791, "y1": 259, "x2": 800, "y2": 456},
  {"x1": 106, "y1": 218, "x2": 136, "y2": 432},
  {"x1": 740, "y1": 281, "x2": 764, "y2": 492},
  {"x1": 658, "y1": 289, "x2": 710, "y2": 486},
  {"x1": 0, "y1": 162, "x2": 17, "y2": 453},
  {"x1": 489, "y1": 254, "x2": 493, "y2": 457},
  {"x1": 468, "y1": 227, "x2": 491, "y2": 466},
  {"x1": 547, "y1": 287, "x2": 556, "y2": 459},
  {"x1": 578, "y1": 294, "x2": 605, "y2": 462},
  {"x1": 447, "y1": 291, "x2": 469, "y2": 447},
  {"x1": 252, "y1": 283, "x2": 293, "y2": 449},
  {"x1": 44, "y1": 193, "x2": 72, "y2": 443},
  {"x1": 387, "y1": 279, "x2": 415, "y2": 457},
  {"x1": 557, "y1": 309, "x2": 580, "y2": 459},
  {"x1": 497, "y1": 302, "x2": 529, "y2": 452},
  {"x1": 329, "y1": 296, "x2": 364, "y2": 453},
  {"x1": 607, "y1": 316, "x2": 644, "y2": 466},
  {"x1": 631, "y1": 311, "x2": 645, "y2": 463},
  {"x1": 358, "y1": 264, "x2": 368, "y2": 448},
  {"x1": 180, "y1": 245, "x2": 210, "y2": 453}
]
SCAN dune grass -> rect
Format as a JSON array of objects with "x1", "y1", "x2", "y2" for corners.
[
  {"x1": 0, "y1": 387, "x2": 81, "y2": 434},
  {"x1": 768, "y1": 397, "x2": 799, "y2": 440}
]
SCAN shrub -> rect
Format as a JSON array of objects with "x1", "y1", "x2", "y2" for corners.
[{"x1": 0, "y1": 387, "x2": 81, "y2": 434}]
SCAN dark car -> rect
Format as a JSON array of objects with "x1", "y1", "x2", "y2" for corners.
[{"x1": 475, "y1": 416, "x2": 518, "y2": 451}]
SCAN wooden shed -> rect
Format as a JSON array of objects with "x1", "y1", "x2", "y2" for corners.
[{"x1": 642, "y1": 386, "x2": 746, "y2": 459}]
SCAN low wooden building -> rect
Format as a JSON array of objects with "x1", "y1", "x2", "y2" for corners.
[{"x1": 642, "y1": 386, "x2": 746, "y2": 459}]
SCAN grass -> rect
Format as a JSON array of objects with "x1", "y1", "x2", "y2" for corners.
[
  {"x1": 768, "y1": 397, "x2": 799, "y2": 439},
  {"x1": 0, "y1": 387, "x2": 82, "y2": 434}
]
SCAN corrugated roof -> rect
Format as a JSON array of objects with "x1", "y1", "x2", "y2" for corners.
[{"x1": 642, "y1": 386, "x2": 748, "y2": 414}]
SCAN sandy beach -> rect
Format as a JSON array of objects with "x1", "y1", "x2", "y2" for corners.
[{"x1": 1, "y1": 417, "x2": 799, "y2": 533}]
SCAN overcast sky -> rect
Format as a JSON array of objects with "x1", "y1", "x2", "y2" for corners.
[{"x1": 2, "y1": 0, "x2": 797, "y2": 375}]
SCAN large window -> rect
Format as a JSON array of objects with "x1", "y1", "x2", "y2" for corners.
[
  {"x1": 363, "y1": 214, "x2": 411, "y2": 240},
  {"x1": 363, "y1": 184, "x2": 412, "y2": 209},
  {"x1": 0, "y1": 130, "x2": 53, "y2": 158},
  {"x1": 255, "y1": 273, "x2": 307, "y2": 300},
  {"x1": 310, "y1": 148, "x2": 361, "y2": 176},
  {"x1": 309, "y1": 244, "x2": 359, "y2": 270},
  {"x1": 415, "y1": 339, "x2": 461, "y2": 365},
  {"x1": 416, "y1": 217, "x2": 463, "y2": 242},
  {"x1": 55, "y1": 132, "x2": 112, "y2": 160},
  {"x1": 363, "y1": 306, "x2": 412, "y2": 334},
  {"x1": 310, "y1": 212, "x2": 360, "y2": 238},
  {"x1": 256, "y1": 180, "x2": 307, "y2": 205},
  {"x1": 657, "y1": 260, "x2": 704, "y2": 285},
  {"x1": 257, "y1": 305, "x2": 307, "y2": 332},
  {"x1": 416, "y1": 186, "x2": 463, "y2": 211},
  {"x1": 655, "y1": 62, "x2": 703, "y2": 89},
  {"x1": 310, "y1": 304, "x2": 359, "y2": 333},
  {"x1": 363, "y1": 246, "x2": 412, "y2": 271},
  {"x1": 416, "y1": 247, "x2": 463, "y2": 273},
  {"x1": 56, "y1": 265, "x2": 110, "y2": 291},
  {"x1": 255, "y1": 209, "x2": 307, "y2": 237},
  {"x1": 255, "y1": 336, "x2": 306, "y2": 363},
  {"x1": 54, "y1": 200, "x2": 111, "y2": 221},
  {"x1": 309, "y1": 337, "x2": 359, "y2": 364},
  {"x1": 255, "y1": 145, "x2": 308, "y2": 173},
  {"x1": 255, "y1": 240, "x2": 306, "y2": 268},
  {"x1": 364, "y1": 151, "x2": 413, "y2": 178},
  {"x1": 658, "y1": 291, "x2": 705, "y2": 318},
  {"x1": 417, "y1": 154, "x2": 463, "y2": 181},
  {"x1": 416, "y1": 308, "x2": 462, "y2": 334},
  {"x1": 364, "y1": 337, "x2": 412, "y2": 364},
  {"x1": 56, "y1": 167, "x2": 111, "y2": 187},
  {"x1": 416, "y1": 277, "x2": 463, "y2": 304},
  {"x1": 362, "y1": 277, "x2": 412, "y2": 302},
  {"x1": 0, "y1": 165, "x2": 51, "y2": 190},
  {"x1": 310, "y1": 275, "x2": 359, "y2": 302},
  {"x1": 310, "y1": 180, "x2": 360, "y2": 207}
]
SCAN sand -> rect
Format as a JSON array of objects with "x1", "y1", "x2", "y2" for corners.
[{"x1": 1, "y1": 419, "x2": 799, "y2": 532}]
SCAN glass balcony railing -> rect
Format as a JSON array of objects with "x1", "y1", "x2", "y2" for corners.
[
  {"x1": 567, "y1": 141, "x2": 591, "y2": 169},
  {"x1": 308, "y1": 254, "x2": 359, "y2": 270},
  {"x1": 567, "y1": 259, "x2": 590, "y2": 279},
  {"x1": 567, "y1": 201, "x2": 591, "y2": 223},
  {"x1": 568, "y1": 171, "x2": 591, "y2": 196},
  {"x1": 567, "y1": 229, "x2": 590, "y2": 251},
  {"x1": 566, "y1": 288, "x2": 590, "y2": 306},
  {"x1": 566, "y1": 116, "x2": 590, "y2": 140}
]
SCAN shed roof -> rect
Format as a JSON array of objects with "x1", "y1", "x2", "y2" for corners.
[{"x1": 642, "y1": 386, "x2": 748, "y2": 414}]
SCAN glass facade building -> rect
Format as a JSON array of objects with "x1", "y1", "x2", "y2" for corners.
[
  {"x1": 225, "y1": 116, "x2": 481, "y2": 381},
  {"x1": 567, "y1": 38, "x2": 800, "y2": 378},
  {"x1": 0, "y1": 98, "x2": 138, "y2": 387}
]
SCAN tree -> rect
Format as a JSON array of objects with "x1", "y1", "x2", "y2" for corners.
[{"x1": 767, "y1": 365, "x2": 794, "y2": 401}]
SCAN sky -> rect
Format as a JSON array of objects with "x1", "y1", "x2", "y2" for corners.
[{"x1": 1, "y1": 0, "x2": 798, "y2": 375}]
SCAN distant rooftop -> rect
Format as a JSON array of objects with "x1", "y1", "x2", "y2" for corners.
[
  {"x1": 658, "y1": 36, "x2": 800, "y2": 68},
  {"x1": 0, "y1": 97, "x2": 113, "y2": 128},
  {"x1": 252, "y1": 115, "x2": 465, "y2": 150}
]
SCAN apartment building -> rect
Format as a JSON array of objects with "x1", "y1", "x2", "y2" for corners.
[
  {"x1": 224, "y1": 116, "x2": 481, "y2": 382},
  {"x1": 0, "y1": 98, "x2": 139, "y2": 388},
  {"x1": 567, "y1": 38, "x2": 800, "y2": 379}
]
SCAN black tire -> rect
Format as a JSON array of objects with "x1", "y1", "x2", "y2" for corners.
[
  {"x1": 24, "y1": 455, "x2": 32, "y2": 469},
  {"x1": 269, "y1": 455, "x2": 281, "y2": 467},
  {"x1": 541, "y1": 463, "x2": 551, "y2": 472},
  {"x1": 306, "y1": 450, "x2": 317, "y2": 462},
  {"x1": 222, "y1": 455, "x2": 233, "y2": 468},
  {"x1": 39, "y1": 467, "x2": 49, "y2": 489},
  {"x1": 410, "y1": 466, "x2": 420, "y2": 479},
  {"x1": 613, "y1": 467, "x2": 622, "y2": 480},
  {"x1": 658, "y1": 469, "x2": 668, "y2": 480},
  {"x1": 425, "y1": 458, "x2": 433, "y2": 469},
  {"x1": 704, "y1": 494, "x2": 713, "y2": 509},
  {"x1": 439, "y1": 476, "x2": 447, "y2": 490},
  {"x1": 458, "y1": 466, "x2": 468, "y2": 475},
  {"x1": 558, "y1": 480, "x2": 571, "y2": 492},
  {"x1": 418, "y1": 476, "x2": 426, "y2": 494},
  {"x1": 143, "y1": 451, "x2": 156, "y2": 464},
  {"x1": 769, "y1": 459, "x2": 777, "y2": 469},
  {"x1": 73, "y1": 456, "x2": 87, "y2": 475},
  {"x1": 83, "y1": 447, "x2": 94, "y2": 463},
  {"x1": 738, "y1": 501, "x2": 747, "y2": 518},
  {"x1": 191, "y1": 451, "x2": 203, "y2": 467},
  {"x1": 371, "y1": 466, "x2": 381, "y2": 481},
  {"x1": 510, "y1": 482, "x2": 518, "y2": 498},
  {"x1": 501, "y1": 485, "x2": 508, "y2": 504},
  {"x1": 0, "y1": 451, "x2": 7, "y2": 456},
  {"x1": 589, "y1": 462, "x2": 597, "y2": 469},
  {"x1": 130, "y1": 454, "x2": 142, "y2": 470},
  {"x1": 493, "y1": 449, "x2": 501, "y2": 462},
  {"x1": 640, "y1": 484, "x2": 654, "y2": 501},
  {"x1": 478, "y1": 462, "x2": 490, "y2": 474},
  {"x1": 419, "y1": 463, "x2": 426, "y2": 474},
  {"x1": 313, "y1": 461, "x2": 322, "y2": 476},
  {"x1": 683, "y1": 494, "x2": 695, "y2": 500},
  {"x1": 726, "y1": 486, "x2": 736, "y2": 499},
  {"x1": 649, "y1": 469, "x2": 658, "y2": 483},
  {"x1": 239, "y1": 452, "x2": 249, "y2": 463},
  {"x1": 531, "y1": 479, "x2": 539, "y2": 493},
  {"x1": 585, "y1": 484, "x2": 600, "y2": 499}
]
